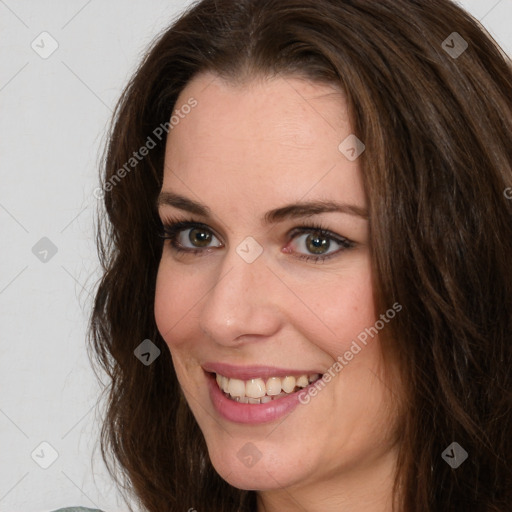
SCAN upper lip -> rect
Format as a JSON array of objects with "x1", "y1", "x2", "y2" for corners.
[{"x1": 202, "y1": 362, "x2": 324, "y2": 381}]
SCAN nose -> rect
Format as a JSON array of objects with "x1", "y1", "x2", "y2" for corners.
[{"x1": 198, "y1": 245, "x2": 283, "y2": 346}]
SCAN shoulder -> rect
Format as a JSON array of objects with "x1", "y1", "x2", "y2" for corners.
[{"x1": 50, "y1": 508, "x2": 105, "y2": 512}]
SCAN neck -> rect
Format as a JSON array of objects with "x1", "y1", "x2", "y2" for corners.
[{"x1": 256, "y1": 445, "x2": 400, "y2": 512}]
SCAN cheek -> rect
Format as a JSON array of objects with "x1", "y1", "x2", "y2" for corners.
[
  {"x1": 153, "y1": 259, "x2": 205, "y2": 348},
  {"x1": 330, "y1": 271, "x2": 375, "y2": 338},
  {"x1": 154, "y1": 250, "x2": 376, "y2": 359},
  {"x1": 289, "y1": 261, "x2": 376, "y2": 355}
]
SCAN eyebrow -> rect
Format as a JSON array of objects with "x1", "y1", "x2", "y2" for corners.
[{"x1": 156, "y1": 191, "x2": 369, "y2": 224}]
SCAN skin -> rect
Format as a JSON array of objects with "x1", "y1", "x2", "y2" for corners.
[{"x1": 154, "y1": 72, "x2": 401, "y2": 511}]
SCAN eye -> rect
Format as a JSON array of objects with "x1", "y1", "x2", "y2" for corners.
[
  {"x1": 178, "y1": 226, "x2": 220, "y2": 248},
  {"x1": 158, "y1": 219, "x2": 223, "y2": 253},
  {"x1": 286, "y1": 225, "x2": 354, "y2": 262},
  {"x1": 158, "y1": 217, "x2": 355, "y2": 262}
]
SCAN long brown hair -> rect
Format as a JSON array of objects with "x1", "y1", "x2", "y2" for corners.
[{"x1": 88, "y1": 1, "x2": 512, "y2": 510}]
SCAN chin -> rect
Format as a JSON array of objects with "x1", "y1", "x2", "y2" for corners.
[{"x1": 206, "y1": 439, "x2": 310, "y2": 491}]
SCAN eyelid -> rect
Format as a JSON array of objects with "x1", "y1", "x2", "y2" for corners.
[
  {"x1": 283, "y1": 224, "x2": 355, "y2": 262},
  {"x1": 287, "y1": 225, "x2": 354, "y2": 247},
  {"x1": 159, "y1": 216, "x2": 223, "y2": 240},
  {"x1": 158, "y1": 218, "x2": 224, "y2": 252},
  {"x1": 159, "y1": 215, "x2": 350, "y2": 242},
  {"x1": 158, "y1": 216, "x2": 355, "y2": 260}
]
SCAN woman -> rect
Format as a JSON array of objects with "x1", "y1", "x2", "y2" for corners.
[{"x1": 60, "y1": 0, "x2": 512, "y2": 510}]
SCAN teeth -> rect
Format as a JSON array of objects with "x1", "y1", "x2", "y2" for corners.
[
  {"x1": 221, "y1": 375, "x2": 229, "y2": 393},
  {"x1": 265, "y1": 377, "x2": 282, "y2": 395},
  {"x1": 297, "y1": 375, "x2": 309, "y2": 387},
  {"x1": 281, "y1": 376, "x2": 296, "y2": 393},
  {"x1": 246, "y1": 378, "x2": 266, "y2": 399},
  {"x1": 228, "y1": 378, "x2": 246, "y2": 398},
  {"x1": 215, "y1": 372, "x2": 321, "y2": 402}
]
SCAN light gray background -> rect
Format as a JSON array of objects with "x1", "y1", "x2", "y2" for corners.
[{"x1": 0, "y1": 1, "x2": 510, "y2": 511}]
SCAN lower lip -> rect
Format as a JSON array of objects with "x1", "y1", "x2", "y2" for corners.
[{"x1": 206, "y1": 372, "x2": 306, "y2": 424}]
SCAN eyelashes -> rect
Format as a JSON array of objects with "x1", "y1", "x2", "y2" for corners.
[{"x1": 157, "y1": 216, "x2": 355, "y2": 263}]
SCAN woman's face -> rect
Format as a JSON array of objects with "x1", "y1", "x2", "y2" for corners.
[{"x1": 154, "y1": 72, "x2": 400, "y2": 503}]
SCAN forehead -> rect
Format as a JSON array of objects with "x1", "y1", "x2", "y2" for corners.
[{"x1": 162, "y1": 72, "x2": 366, "y2": 215}]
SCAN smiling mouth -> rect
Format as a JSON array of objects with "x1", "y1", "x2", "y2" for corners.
[{"x1": 213, "y1": 372, "x2": 322, "y2": 404}]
